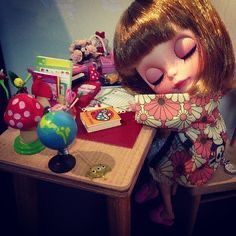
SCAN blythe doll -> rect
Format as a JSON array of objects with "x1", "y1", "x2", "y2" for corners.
[{"x1": 114, "y1": 0, "x2": 235, "y2": 226}]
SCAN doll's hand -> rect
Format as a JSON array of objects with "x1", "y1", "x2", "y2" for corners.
[{"x1": 127, "y1": 102, "x2": 138, "y2": 112}]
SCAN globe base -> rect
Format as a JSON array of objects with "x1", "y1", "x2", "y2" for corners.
[{"x1": 48, "y1": 154, "x2": 76, "y2": 173}]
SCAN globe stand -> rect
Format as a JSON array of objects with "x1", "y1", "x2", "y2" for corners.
[{"x1": 48, "y1": 148, "x2": 76, "y2": 173}]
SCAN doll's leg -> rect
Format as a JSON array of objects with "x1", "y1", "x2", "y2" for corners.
[
  {"x1": 172, "y1": 183, "x2": 178, "y2": 196},
  {"x1": 134, "y1": 178, "x2": 159, "y2": 203},
  {"x1": 149, "y1": 182, "x2": 175, "y2": 226},
  {"x1": 158, "y1": 182, "x2": 175, "y2": 219}
]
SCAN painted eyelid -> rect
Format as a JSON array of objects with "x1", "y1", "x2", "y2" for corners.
[
  {"x1": 145, "y1": 68, "x2": 164, "y2": 85},
  {"x1": 174, "y1": 37, "x2": 197, "y2": 59}
]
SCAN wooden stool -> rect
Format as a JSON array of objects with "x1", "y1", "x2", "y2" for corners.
[{"x1": 186, "y1": 142, "x2": 236, "y2": 235}]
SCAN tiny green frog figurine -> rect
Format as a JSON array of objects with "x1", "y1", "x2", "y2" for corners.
[{"x1": 86, "y1": 164, "x2": 111, "y2": 180}]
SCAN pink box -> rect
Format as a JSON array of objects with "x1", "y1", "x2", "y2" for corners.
[{"x1": 100, "y1": 54, "x2": 116, "y2": 74}]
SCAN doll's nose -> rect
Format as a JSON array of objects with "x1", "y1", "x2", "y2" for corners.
[{"x1": 166, "y1": 66, "x2": 177, "y2": 80}]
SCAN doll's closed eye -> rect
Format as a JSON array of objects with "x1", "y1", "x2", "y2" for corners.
[
  {"x1": 145, "y1": 68, "x2": 164, "y2": 86},
  {"x1": 175, "y1": 37, "x2": 197, "y2": 60}
]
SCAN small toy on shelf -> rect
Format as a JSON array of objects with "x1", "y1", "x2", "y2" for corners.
[
  {"x1": 74, "y1": 64, "x2": 101, "y2": 108},
  {"x1": 31, "y1": 76, "x2": 53, "y2": 108},
  {"x1": 4, "y1": 93, "x2": 45, "y2": 155},
  {"x1": 99, "y1": 52, "x2": 115, "y2": 75},
  {"x1": 69, "y1": 39, "x2": 98, "y2": 64},
  {"x1": 88, "y1": 64, "x2": 100, "y2": 82},
  {"x1": 64, "y1": 88, "x2": 78, "y2": 117},
  {"x1": 86, "y1": 163, "x2": 111, "y2": 180},
  {"x1": 90, "y1": 31, "x2": 109, "y2": 55},
  {"x1": 8, "y1": 70, "x2": 31, "y2": 94},
  {"x1": 37, "y1": 110, "x2": 78, "y2": 173},
  {"x1": 103, "y1": 72, "x2": 120, "y2": 86},
  {"x1": 69, "y1": 31, "x2": 109, "y2": 65},
  {"x1": 29, "y1": 68, "x2": 60, "y2": 108},
  {"x1": 80, "y1": 106, "x2": 121, "y2": 133}
]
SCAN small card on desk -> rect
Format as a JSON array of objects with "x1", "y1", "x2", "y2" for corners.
[{"x1": 80, "y1": 107, "x2": 122, "y2": 133}]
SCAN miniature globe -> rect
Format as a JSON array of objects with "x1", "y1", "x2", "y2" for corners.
[
  {"x1": 37, "y1": 110, "x2": 78, "y2": 173},
  {"x1": 37, "y1": 110, "x2": 77, "y2": 151}
]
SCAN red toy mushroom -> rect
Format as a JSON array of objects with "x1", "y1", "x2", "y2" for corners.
[{"x1": 4, "y1": 93, "x2": 45, "y2": 154}]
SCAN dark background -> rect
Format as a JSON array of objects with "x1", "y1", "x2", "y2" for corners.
[
  {"x1": 0, "y1": 43, "x2": 9, "y2": 134},
  {"x1": 0, "y1": 166, "x2": 235, "y2": 236}
]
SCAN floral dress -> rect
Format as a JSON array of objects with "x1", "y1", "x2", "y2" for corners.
[{"x1": 134, "y1": 93, "x2": 227, "y2": 187}]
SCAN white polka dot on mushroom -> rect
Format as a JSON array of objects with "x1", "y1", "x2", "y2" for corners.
[
  {"x1": 19, "y1": 101, "x2": 26, "y2": 109},
  {"x1": 24, "y1": 111, "x2": 30, "y2": 117},
  {"x1": 36, "y1": 103, "x2": 41, "y2": 109},
  {"x1": 9, "y1": 120, "x2": 15, "y2": 126},
  {"x1": 14, "y1": 113, "x2": 21, "y2": 120},
  {"x1": 8, "y1": 110, "x2": 13, "y2": 116},
  {"x1": 16, "y1": 122, "x2": 23, "y2": 129},
  {"x1": 12, "y1": 98, "x2": 19, "y2": 105}
]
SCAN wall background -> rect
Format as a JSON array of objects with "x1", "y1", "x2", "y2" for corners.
[
  {"x1": 0, "y1": 0, "x2": 132, "y2": 92},
  {"x1": 0, "y1": 0, "x2": 235, "y2": 136},
  {"x1": 0, "y1": 0, "x2": 235, "y2": 82}
]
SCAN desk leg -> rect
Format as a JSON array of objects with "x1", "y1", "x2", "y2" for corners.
[
  {"x1": 13, "y1": 174, "x2": 39, "y2": 234},
  {"x1": 186, "y1": 194, "x2": 201, "y2": 236},
  {"x1": 107, "y1": 195, "x2": 131, "y2": 236}
]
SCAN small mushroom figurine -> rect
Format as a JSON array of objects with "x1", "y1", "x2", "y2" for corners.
[{"x1": 4, "y1": 93, "x2": 45, "y2": 154}]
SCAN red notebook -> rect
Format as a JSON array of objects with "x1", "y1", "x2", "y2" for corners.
[{"x1": 76, "y1": 112, "x2": 142, "y2": 148}]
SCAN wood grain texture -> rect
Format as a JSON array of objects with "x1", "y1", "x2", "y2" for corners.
[
  {"x1": 0, "y1": 127, "x2": 156, "y2": 195},
  {"x1": 107, "y1": 196, "x2": 131, "y2": 236}
]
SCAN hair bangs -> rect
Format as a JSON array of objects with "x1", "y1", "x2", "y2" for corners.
[{"x1": 114, "y1": 17, "x2": 176, "y2": 76}]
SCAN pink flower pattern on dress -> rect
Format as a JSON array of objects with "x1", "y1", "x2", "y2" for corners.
[
  {"x1": 170, "y1": 150, "x2": 191, "y2": 179},
  {"x1": 190, "y1": 95, "x2": 210, "y2": 107},
  {"x1": 194, "y1": 133, "x2": 212, "y2": 159},
  {"x1": 192, "y1": 109, "x2": 208, "y2": 130},
  {"x1": 135, "y1": 93, "x2": 226, "y2": 187},
  {"x1": 188, "y1": 164, "x2": 214, "y2": 186},
  {"x1": 144, "y1": 95, "x2": 180, "y2": 121}
]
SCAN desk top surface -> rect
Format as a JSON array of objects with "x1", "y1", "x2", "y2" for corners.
[{"x1": 0, "y1": 127, "x2": 155, "y2": 196}]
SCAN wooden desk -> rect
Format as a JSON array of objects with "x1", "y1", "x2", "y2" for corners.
[{"x1": 0, "y1": 127, "x2": 156, "y2": 236}]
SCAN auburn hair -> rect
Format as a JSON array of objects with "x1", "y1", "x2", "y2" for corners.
[{"x1": 113, "y1": 0, "x2": 235, "y2": 94}]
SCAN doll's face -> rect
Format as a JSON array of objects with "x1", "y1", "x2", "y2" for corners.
[{"x1": 136, "y1": 29, "x2": 201, "y2": 93}]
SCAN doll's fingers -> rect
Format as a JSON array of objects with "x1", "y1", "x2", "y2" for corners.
[{"x1": 127, "y1": 102, "x2": 137, "y2": 112}]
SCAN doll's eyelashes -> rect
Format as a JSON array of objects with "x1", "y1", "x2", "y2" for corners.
[
  {"x1": 180, "y1": 45, "x2": 197, "y2": 60},
  {"x1": 175, "y1": 37, "x2": 197, "y2": 61},
  {"x1": 145, "y1": 68, "x2": 164, "y2": 86},
  {"x1": 152, "y1": 74, "x2": 164, "y2": 86}
]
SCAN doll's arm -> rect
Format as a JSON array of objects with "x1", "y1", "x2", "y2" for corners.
[{"x1": 134, "y1": 93, "x2": 198, "y2": 130}]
